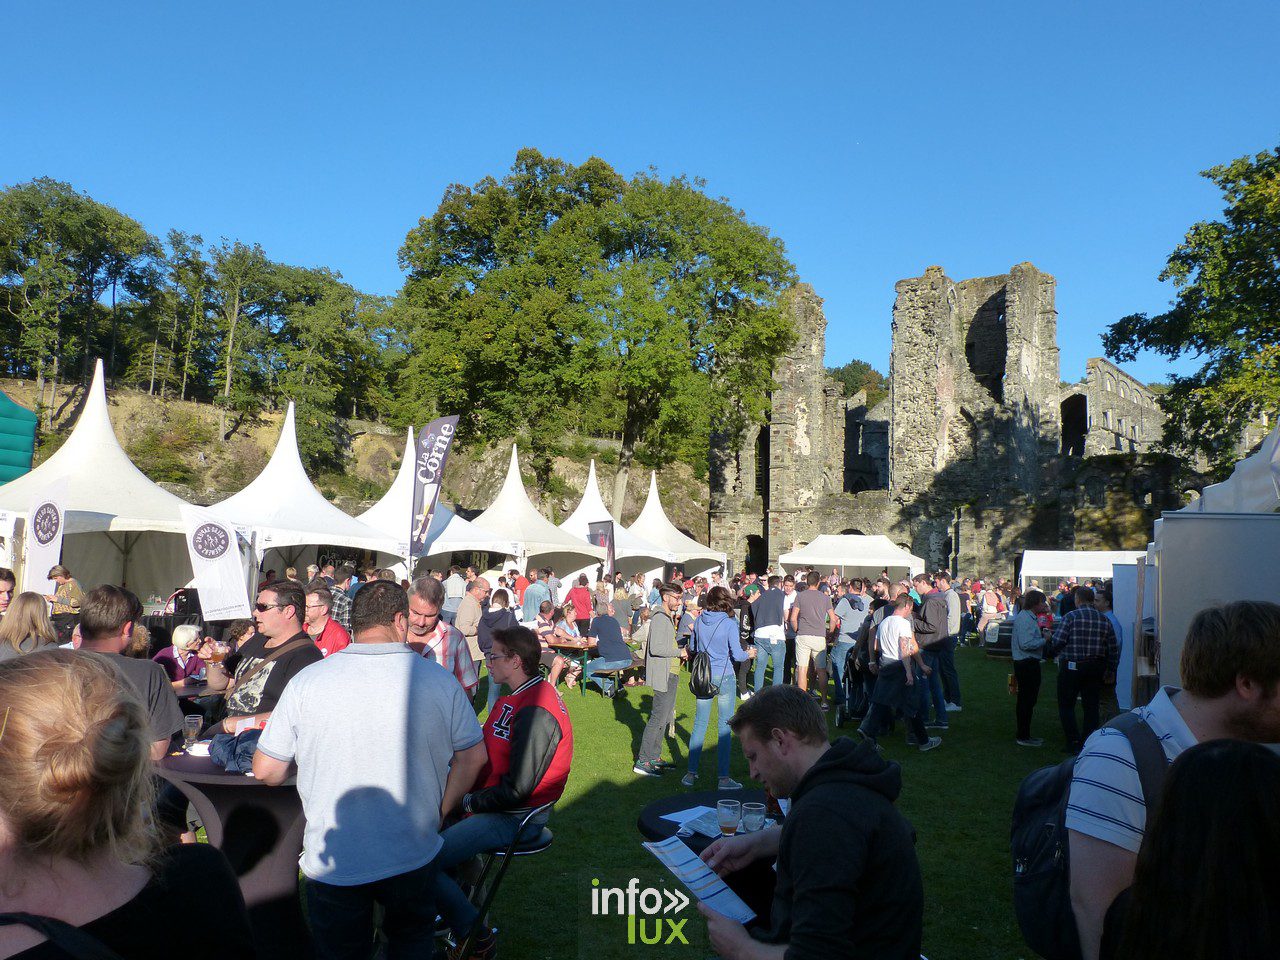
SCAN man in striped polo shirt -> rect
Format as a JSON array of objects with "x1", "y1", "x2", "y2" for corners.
[{"x1": 1065, "y1": 600, "x2": 1280, "y2": 960}]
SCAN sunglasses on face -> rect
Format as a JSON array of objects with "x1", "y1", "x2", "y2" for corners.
[{"x1": 254, "y1": 602, "x2": 287, "y2": 613}]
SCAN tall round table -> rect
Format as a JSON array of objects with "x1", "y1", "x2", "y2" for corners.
[
  {"x1": 637, "y1": 788, "x2": 778, "y2": 925},
  {"x1": 157, "y1": 752, "x2": 308, "y2": 958}
]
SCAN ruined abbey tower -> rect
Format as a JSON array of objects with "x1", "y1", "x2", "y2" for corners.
[{"x1": 710, "y1": 263, "x2": 1176, "y2": 576}]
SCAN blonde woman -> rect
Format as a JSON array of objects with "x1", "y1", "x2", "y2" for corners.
[
  {"x1": 0, "y1": 591, "x2": 59, "y2": 663},
  {"x1": 152, "y1": 623, "x2": 205, "y2": 688},
  {"x1": 0, "y1": 650, "x2": 252, "y2": 957}
]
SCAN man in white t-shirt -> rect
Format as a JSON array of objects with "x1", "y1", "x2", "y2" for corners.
[
  {"x1": 1066, "y1": 600, "x2": 1280, "y2": 960},
  {"x1": 856, "y1": 595, "x2": 941, "y2": 752}
]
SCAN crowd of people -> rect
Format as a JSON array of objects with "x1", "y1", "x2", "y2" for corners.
[{"x1": 1, "y1": 553, "x2": 1278, "y2": 960}]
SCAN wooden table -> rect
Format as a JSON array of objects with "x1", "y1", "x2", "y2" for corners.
[
  {"x1": 547, "y1": 639, "x2": 592, "y2": 696},
  {"x1": 157, "y1": 751, "x2": 308, "y2": 958}
]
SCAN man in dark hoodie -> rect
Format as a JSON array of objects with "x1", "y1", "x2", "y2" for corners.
[{"x1": 699, "y1": 685, "x2": 923, "y2": 960}]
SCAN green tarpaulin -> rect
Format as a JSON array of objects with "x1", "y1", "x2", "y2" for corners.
[{"x1": 0, "y1": 389, "x2": 36, "y2": 483}]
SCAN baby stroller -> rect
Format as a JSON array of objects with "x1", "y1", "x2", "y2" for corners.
[{"x1": 834, "y1": 646, "x2": 871, "y2": 728}]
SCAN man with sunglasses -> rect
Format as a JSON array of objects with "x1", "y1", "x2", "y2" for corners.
[{"x1": 206, "y1": 579, "x2": 322, "y2": 733}]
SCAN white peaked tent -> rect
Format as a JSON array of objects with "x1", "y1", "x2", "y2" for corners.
[
  {"x1": 558, "y1": 461, "x2": 674, "y2": 579},
  {"x1": 471, "y1": 445, "x2": 605, "y2": 570},
  {"x1": 779, "y1": 535, "x2": 924, "y2": 580},
  {"x1": 1178, "y1": 422, "x2": 1280, "y2": 515},
  {"x1": 357, "y1": 428, "x2": 521, "y2": 571},
  {"x1": 211, "y1": 403, "x2": 398, "y2": 570},
  {"x1": 627, "y1": 471, "x2": 725, "y2": 571},
  {"x1": 0, "y1": 360, "x2": 195, "y2": 598}
]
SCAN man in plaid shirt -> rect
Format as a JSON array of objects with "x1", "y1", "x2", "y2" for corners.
[
  {"x1": 327, "y1": 565, "x2": 354, "y2": 630},
  {"x1": 1047, "y1": 584, "x2": 1118, "y2": 751},
  {"x1": 406, "y1": 576, "x2": 479, "y2": 697}
]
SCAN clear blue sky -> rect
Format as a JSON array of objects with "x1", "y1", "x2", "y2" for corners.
[{"x1": 5, "y1": 1, "x2": 1277, "y2": 384}]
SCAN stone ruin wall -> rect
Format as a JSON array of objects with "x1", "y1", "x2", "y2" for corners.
[{"x1": 710, "y1": 263, "x2": 1182, "y2": 579}]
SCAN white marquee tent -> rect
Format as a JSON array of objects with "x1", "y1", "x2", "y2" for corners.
[
  {"x1": 470, "y1": 445, "x2": 605, "y2": 571},
  {"x1": 558, "y1": 461, "x2": 674, "y2": 579},
  {"x1": 779, "y1": 534, "x2": 924, "y2": 580},
  {"x1": 357, "y1": 428, "x2": 521, "y2": 577},
  {"x1": 211, "y1": 403, "x2": 398, "y2": 572},
  {"x1": 1018, "y1": 549, "x2": 1147, "y2": 588},
  {"x1": 626, "y1": 471, "x2": 725, "y2": 573},
  {"x1": 0, "y1": 361, "x2": 194, "y2": 599}
]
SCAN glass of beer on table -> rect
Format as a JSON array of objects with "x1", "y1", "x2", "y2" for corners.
[{"x1": 716, "y1": 799, "x2": 741, "y2": 836}]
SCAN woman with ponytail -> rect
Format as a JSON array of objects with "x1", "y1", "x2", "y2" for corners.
[{"x1": 0, "y1": 650, "x2": 254, "y2": 958}]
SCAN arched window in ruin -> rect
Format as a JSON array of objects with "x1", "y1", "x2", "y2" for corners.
[
  {"x1": 964, "y1": 291, "x2": 1006, "y2": 402},
  {"x1": 754, "y1": 426, "x2": 770, "y2": 501},
  {"x1": 1105, "y1": 375, "x2": 1115, "y2": 392},
  {"x1": 1060, "y1": 394, "x2": 1087, "y2": 457},
  {"x1": 1103, "y1": 410, "x2": 1112, "y2": 429},
  {"x1": 1119, "y1": 382, "x2": 1127, "y2": 399}
]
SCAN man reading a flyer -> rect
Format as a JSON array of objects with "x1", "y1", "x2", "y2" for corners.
[{"x1": 698, "y1": 685, "x2": 923, "y2": 959}]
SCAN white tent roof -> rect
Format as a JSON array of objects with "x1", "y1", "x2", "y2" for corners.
[
  {"x1": 470, "y1": 445, "x2": 605, "y2": 563},
  {"x1": 1178, "y1": 422, "x2": 1280, "y2": 515},
  {"x1": 559, "y1": 461, "x2": 674, "y2": 563},
  {"x1": 211, "y1": 403, "x2": 398, "y2": 554},
  {"x1": 358, "y1": 428, "x2": 521, "y2": 559},
  {"x1": 778, "y1": 535, "x2": 924, "y2": 578},
  {"x1": 0, "y1": 360, "x2": 188, "y2": 534},
  {"x1": 626, "y1": 472, "x2": 725, "y2": 566},
  {"x1": 1019, "y1": 549, "x2": 1146, "y2": 587}
]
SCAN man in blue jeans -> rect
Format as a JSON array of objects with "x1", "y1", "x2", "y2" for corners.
[
  {"x1": 936, "y1": 572, "x2": 964, "y2": 711},
  {"x1": 911, "y1": 573, "x2": 950, "y2": 731},
  {"x1": 751, "y1": 575, "x2": 787, "y2": 692}
]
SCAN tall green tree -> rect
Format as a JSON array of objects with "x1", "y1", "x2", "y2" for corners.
[
  {"x1": 827, "y1": 359, "x2": 888, "y2": 410},
  {"x1": 1103, "y1": 143, "x2": 1280, "y2": 474},
  {"x1": 209, "y1": 240, "x2": 275, "y2": 439},
  {"x1": 582, "y1": 173, "x2": 797, "y2": 515}
]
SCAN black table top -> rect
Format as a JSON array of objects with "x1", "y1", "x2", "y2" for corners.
[
  {"x1": 158, "y1": 750, "x2": 294, "y2": 788},
  {"x1": 637, "y1": 788, "x2": 769, "y2": 851}
]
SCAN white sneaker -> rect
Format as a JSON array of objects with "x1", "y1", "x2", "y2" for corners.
[
  {"x1": 718, "y1": 777, "x2": 742, "y2": 790},
  {"x1": 680, "y1": 773, "x2": 698, "y2": 788},
  {"x1": 738, "y1": 692, "x2": 752, "y2": 701},
  {"x1": 919, "y1": 736, "x2": 943, "y2": 753},
  {"x1": 945, "y1": 702, "x2": 962, "y2": 712}
]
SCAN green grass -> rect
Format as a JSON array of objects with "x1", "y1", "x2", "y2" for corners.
[{"x1": 478, "y1": 648, "x2": 1062, "y2": 960}]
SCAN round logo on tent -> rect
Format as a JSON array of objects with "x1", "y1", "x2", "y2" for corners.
[
  {"x1": 31, "y1": 502, "x2": 60, "y2": 546},
  {"x1": 192, "y1": 522, "x2": 230, "y2": 560}
]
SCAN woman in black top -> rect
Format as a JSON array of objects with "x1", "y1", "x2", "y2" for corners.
[
  {"x1": 0, "y1": 650, "x2": 254, "y2": 959},
  {"x1": 1101, "y1": 739, "x2": 1280, "y2": 960}
]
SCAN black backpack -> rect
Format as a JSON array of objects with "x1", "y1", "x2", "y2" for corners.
[
  {"x1": 687, "y1": 623, "x2": 730, "y2": 700},
  {"x1": 1011, "y1": 711, "x2": 1167, "y2": 960}
]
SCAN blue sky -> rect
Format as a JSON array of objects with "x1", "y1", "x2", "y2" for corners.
[{"x1": 4, "y1": 1, "x2": 1277, "y2": 384}]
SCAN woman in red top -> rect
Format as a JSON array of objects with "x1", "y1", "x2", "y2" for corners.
[{"x1": 566, "y1": 573, "x2": 594, "y2": 636}]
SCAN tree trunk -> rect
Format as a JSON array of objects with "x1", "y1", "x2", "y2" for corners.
[
  {"x1": 107, "y1": 279, "x2": 119, "y2": 381},
  {"x1": 148, "y1": 337, "x2": 158, "y2": 395},
  {"x1": 610, "y1": 420, "x2": 637, "y2": 522},
  {"x1": 220, "y1": 293, "x2": 241, "y2": 441}
]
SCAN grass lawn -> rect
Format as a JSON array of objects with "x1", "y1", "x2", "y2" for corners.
[{"x1": 479, "y1": 647, "x2": 1062, "y2": 959}]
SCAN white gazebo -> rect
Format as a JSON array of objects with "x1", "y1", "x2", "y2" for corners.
[
  {"x1": 470, "y1": 445, "x2": 605, "y2": 574},
  {"x1": 357, "y1": 428, "x2": 521, "y2": 578},
  {"x1": 210, "y1": 403, "x2": 398, "y2": 575},
  {"x1": 0, "y1": 361, "x2": 196, "y2": 599},
  {"x1": 1018, "y1": 549, "x2": 1147, "y2": 589},
  {"x1": 1177, "y1": 423, "x2": 1280, "y2": 515},
  {"x1": 626, "y1": 471, "x2": 725, "y2": 579},
  {"x1": 778, "y1": 534, "x2": 924, "y2": 581}
]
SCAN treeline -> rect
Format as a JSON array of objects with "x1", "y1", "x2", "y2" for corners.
[{"x1": 0, "y1": 149, "x2": 801, "y2": 486}]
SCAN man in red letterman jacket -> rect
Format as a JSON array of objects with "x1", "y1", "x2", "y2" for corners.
[{"x1": 435, "y1": 625, "x2": 574, "y2": 958}]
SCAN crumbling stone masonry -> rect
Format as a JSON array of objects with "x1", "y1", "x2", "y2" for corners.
[{"x1": 710, "y1": 263, "x2": 1178, "y2": 578}]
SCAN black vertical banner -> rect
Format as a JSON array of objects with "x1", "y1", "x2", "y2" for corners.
[
  {"x1": 410, "y1": 416, "x2": 460, "y2": 559},
  {"x1": 587, "y1": 520, "x2": 615, "y2": 581}
]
